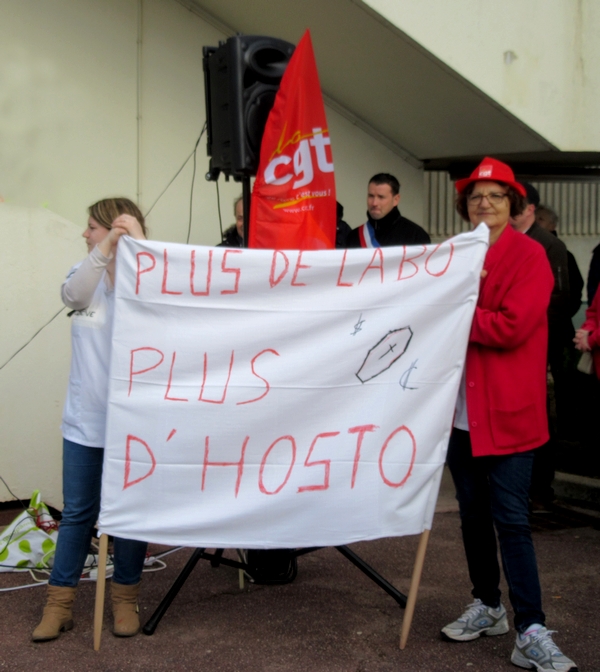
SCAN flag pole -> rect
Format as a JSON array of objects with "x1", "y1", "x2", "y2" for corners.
[{"x1": 242, "y1": 176, "x2": 251, "y2": 248}]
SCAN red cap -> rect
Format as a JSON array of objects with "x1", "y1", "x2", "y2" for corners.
[{"x1": 455, "y1": 157, "x2": 526, "y2": 196}]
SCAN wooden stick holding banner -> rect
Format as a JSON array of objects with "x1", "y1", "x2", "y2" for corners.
[
  {"x1": 399, "y1": 529, "x2": 431, "y2": 649},
  {"x1": 93, "y1": 533, "x2": 109, "y2": 651}
]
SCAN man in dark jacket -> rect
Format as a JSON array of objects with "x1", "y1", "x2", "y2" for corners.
[
  {"x1": 346, "y1": 173, "x2": 430, "y2": 248},
  {"x1": 511, "y1": 183, "x2": 571, "y2": 333},
  {"x1": 536, "y1": 204, "x2": 584, "y2": 320},
  {"x1": 335, "y1": 201, "x2": 352, "y2": 249}
]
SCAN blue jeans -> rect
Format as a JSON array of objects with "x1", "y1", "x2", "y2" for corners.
[
  {"x1": 447, "y1": 429, "x2": 545, "y2": 633},
  {"x1": 49, "y1": 439, "x2": 148, "y2": 587}
]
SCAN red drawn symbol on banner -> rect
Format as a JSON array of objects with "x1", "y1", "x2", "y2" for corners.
[
  {"x1": 269, "y1": 250, "x2": 290, "y2": 287},
  {"x1": 162, "y1": 249, "x2": 182, "y2": 295},
  {"x1": 378, "y1": 425, "x2": 417, "y2": 488},
  {"x1": 165, "y1": 352, "x2": 189, "y2": 402},
  {"x1": 199, "y1": 351, "x2": 235, "y2": 404},
  {"x1": 190, "y1": 249, "x2": 212, "y2": 296},
  {"x1": 135, "y1": 252, "x2": 156, "y2": 294},
  {"x1": 221, "y1": 250, "x2": 242, "y2": 295},
  {"x1": 123, "y1": 435, "x2": 157, "y2": 490},
  {"x1": 297, "y1": 431, "x2": 339, "y2": 493},
  {"x1": 202, "y1": 435, "x2": 249, "y2": 498},
  {"x1": 425, "y1": 242, "x2": 454, "y2": 277},
  {"x1": 359, "y1": 248, "x2": 384, "y2": 285},
  {"x1": 129, "y1": 347, "x2": 165, "y2": 396},
  {"x1": 237, "y1": 349, "x2": 280, "y2": 405},
  {"x1": 348, "y1": 424, "x2": 379, "y2": 488},
  {"x1": 258, "y1": 436, "x2": 297, "y2": 495}
]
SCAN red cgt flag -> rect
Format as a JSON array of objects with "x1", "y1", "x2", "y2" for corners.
[{"x1": 249, "y1": 30, "x2": 336, "y2": 250}]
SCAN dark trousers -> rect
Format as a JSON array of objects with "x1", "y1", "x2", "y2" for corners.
[{"x1": 447, "y1": 429, "x2": 545, "y2": 633}]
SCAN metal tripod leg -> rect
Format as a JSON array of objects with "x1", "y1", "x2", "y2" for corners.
[
  {"x1": 143, "y1": 544, "x2": 406, "y2": 637},
  {"x1": 142, "y1": 547, "x2": 206, "y2": 635},
  {"x1": 335, "y1": 545, "x2": 407, "y2": 607}
]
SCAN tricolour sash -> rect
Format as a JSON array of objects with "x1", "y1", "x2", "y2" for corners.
[{"x1": 357, "y1": 222, "x2": 380, "y2": 248}]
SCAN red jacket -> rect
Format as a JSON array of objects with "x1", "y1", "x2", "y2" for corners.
[
  {"x1": 581, "y1": 287, "x2": 600, "y2": 379},
  {"x1": 465, "y1": 224, "x2": 554, "y2": 457}
]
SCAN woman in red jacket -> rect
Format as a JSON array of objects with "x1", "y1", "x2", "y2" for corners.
[{"x1": 441, "y1": 158, "x2": 577, "y2": 671}]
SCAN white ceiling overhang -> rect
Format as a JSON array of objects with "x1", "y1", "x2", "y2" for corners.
[{"x1": 177, "y1": 0, "x2": 556, "y2": 168}]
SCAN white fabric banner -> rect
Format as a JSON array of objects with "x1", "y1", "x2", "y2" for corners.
[{"x1": 99, "y1": 226, "x2": 488, "y2": 548}]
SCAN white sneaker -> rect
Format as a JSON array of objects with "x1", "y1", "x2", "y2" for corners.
[
  {"x1": 511, "y1": 626, "x2": 578, "y2": 671},
  {"x1": 441, "y1": 598, "x2": 509, "y2": 641}
]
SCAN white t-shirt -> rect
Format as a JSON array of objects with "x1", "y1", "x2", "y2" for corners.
[{"x1": 60, "y1": 247, "x2": 114, "y2": 447}]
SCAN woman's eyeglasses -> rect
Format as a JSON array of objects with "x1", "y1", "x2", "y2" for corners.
[{"x1": 467, "y1": 192, "x2": 508, "y2": 205}]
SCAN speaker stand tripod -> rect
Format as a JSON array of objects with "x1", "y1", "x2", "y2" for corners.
[{"x1": 142, "y1": 545, "x2": 407, "y2": 636}]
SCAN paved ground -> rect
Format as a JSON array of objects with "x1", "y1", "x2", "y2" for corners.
[{"x1": 1, "y1": 470, "x2": 598, "y2": 672}]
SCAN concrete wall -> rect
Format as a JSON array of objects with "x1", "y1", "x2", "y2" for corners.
[
  {"x1": 328, "y1": 109, "x2": 423, "y2": 227},
  {"x1": 0, "y1": 0, "x2": 421, "y2": 507},
  {"x1": 0, "y1": 206, "x2": 83, "y2": 509},
  {"x1": 365, "y1": 0, "x2": 600, "y2": 151},
  {"x1": 370, "y1": 0, "x2": 600, "y2": 291}
]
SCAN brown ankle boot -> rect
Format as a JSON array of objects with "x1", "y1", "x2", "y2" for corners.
[
  {"x1": 111, "y1": 581, "x2": 141, "y2": 636},
  {"x1": 32, "y1": 585, "x2": 77, "y2": 642}
]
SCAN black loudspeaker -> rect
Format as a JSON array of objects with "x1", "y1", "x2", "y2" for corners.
[
  {"x1": 245, "y1": 549, "x2": 298, "y2": 585},
  {"x1": 203, "y1": 35, "x2": 295, "y2": 180}
]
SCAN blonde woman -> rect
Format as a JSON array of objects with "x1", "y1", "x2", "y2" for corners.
[{"x1": 33, "y1": 198, "x2": 148, "y2": 642}]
